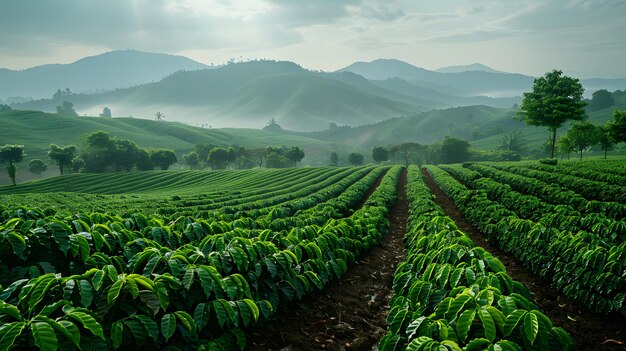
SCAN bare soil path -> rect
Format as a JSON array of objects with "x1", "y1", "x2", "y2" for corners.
[
  {"x1": 420, "y1": 168, "x2": 625, "y2": 351},
  {"x1": 247, "y1": 168, "x2": 409, "y2": 351}
]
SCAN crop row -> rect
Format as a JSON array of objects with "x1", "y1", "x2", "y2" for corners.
[
  {"x1": 466, "y1": 164, "x2": 626, "y2": 221},
  {"x1": 0, "y1": 166, "x2": 401, "y2": 350},
  {"x1": 425, "y1": 165, "x2": 625, "y2": 316},
  {"x1": 522, "y1": 162, "x2": 626, "y2": 187},
  {"x1": 487, "y1": 163, "x2": 626, "y2": 204},
  {"x1": 379, "y1": 166, "x2": 573, "y2": 351},
  {"x1": 440, "y1": 164, "x2": 626, "y2": 244}
]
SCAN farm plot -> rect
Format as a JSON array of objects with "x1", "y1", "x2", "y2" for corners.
[
  {"x1": 379, "y1": 166, "x2": 574, "y2": 351},
  {"x1": 0, "y1": 166, "x2": 401, "y2": 350}
]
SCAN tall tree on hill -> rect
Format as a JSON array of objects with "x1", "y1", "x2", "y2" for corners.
[
  {"x1": 391, "y1": 142, "x2": 422, "y2": 166},
  {"x1": 48, "y1": 144, "x2": 76, "y2": 175},
  {"x1": 566, "y1": 122, "x2": 599, "y2": 161},
  {"x1": 0, "y1": 144, "x2": 24, "y2": 186},
  {"x1": 56, "y1": 101, "x2": 78, "y2": 116},
  {"x1": 155, "y1": 111, "x2": 165, "y2": 121},
  {"x1": 183, "y1": 151, "x2": 200, "y2": 170},
  {"x1": 285, "y1": 146, "x2": 305, "y2": 168},
  {"x1": 99, "y1": 107, "x2": 112, "y2": 117},
  {"x1": 371, "y1": 146, "x2": 389, "y2": 163},
  {"x1": 81, "y1": 131, "x2": 116, "y2": 172},
  {"x1": 598, "y1": 123, "x2": 615, "y2": 159},
  {"x1": 347, "y1": 152, "x2": 364, "y2": 166},
  {"x1": 557, "y1": 135, "x2": 576, "y2": 160},
  {"x1": 28, "y1": 159, "x2": 47, "y2": 178},
  {"x1": 610, "y1": 110, "x2": 626, "y2": 144},
  {"x1": 440, "y1": 136, "x2": 471, "y2": 164},
  {"x1": 151, "y1": 149, "x2": 177, "y2": 170},
  {"x1": 588, "y1": 89, "x2": 615, "y2": 111},
  {"x1": 208, "y1": 147, "x2": 230, "y2": 170},
  {"x1": 518, "y1": 69, "x2": 586, "y2": 159}
]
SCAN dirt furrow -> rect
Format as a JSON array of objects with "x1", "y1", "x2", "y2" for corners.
[
  {"x1": 420, "y1": 167, "x2": 625, "y2": 351},
  {"x1": 247, "y1": 168, "x2": 408, "y2": 351}
]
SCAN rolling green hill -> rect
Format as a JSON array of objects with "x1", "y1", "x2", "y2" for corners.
[
  {"x1": 0, "y1": 109, "x2": 333, "y2": 184},
  {"x1": 12, "y1": 61, "x2": 420, "y2": 132}
]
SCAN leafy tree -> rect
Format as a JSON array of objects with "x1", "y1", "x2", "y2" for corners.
[
  {"x1": 113, "y1": 139, "x2": 141, "y2": 171},
  {"x1": 0, "y1": 145, "x2": 24, "y2": 186},
  {"x1": 72, "y1": 157, "x2": 85, "y2": 173},
  {"x1": 28, "y1": 159, "x2": 47, "y2": 178},
  {"x1": 0, "y1": 104, "x2": 11, "y2": 112},
  {"x1": 285, "y1": 146, "x2": 305, "y2": 167},
  {"x1": 183, "y1": 151, "x2": 200, "y2": 170},
  {"x1": 155, "y1": 111, "x2": 165, "y2": 121},
  {"x1": 588, "y1": 89, "x2": 615, "y2": 111},
  {"x1": 208, "y1": 148, "x2": 230, "y2": 170},
  {"x1": 391, "y1": 142, "x2": 422, "y2": 166},
  {"x1": 136, "y1": 149, "x2": 154, "y2": 171},
  {"x1": 347, "y1": 152, "x2": 364, "y2": 166},
  {"x1": 195, "y1": 143, "x2": 217, "y2": 168},
  {"x1": 566, "y1": 122, "x2": 599, "y2": 161},
  {"x1": 518, "y1": 69, "x2": 586, "y2": 158},
  {"x1": 56, "y1": 101, "x2": 78, "y2": 116},
  {"x1": 557, "y1": 135, "x2": 576, "y2": 160},
  {"x1": 81, "y1": 131, "x2": 116, "y2": 172},
  {"x1": 329, "y1": 151, "x2": 339, "y2": 166},
  {"x1": 597, "y1": 123, "x2": 615, "y2": 159},
  {"x1": 151, "y1": 149, "x2": 177, "y2": 170},
  {"x1": 371, "y1": 146, "x2": 389, "y2": 163},
  {"x1": 48, "y1": 144, "x2": 76, "y2": 175},
  {"x1": 610, "y1": 110, "x2": 626, "y2": 144},
  {"x1": 263, "y1": 118, "x2": 282, "y2": 132},
  {"x1": 248, "y1": 148, "x2": 266, "y2": 169},
  {"x1": 440, "y1": 136, "x2": 471, "y2": 164},
  {"x1": 99, "y1": 107, "x2": 112, "y2": 117}
]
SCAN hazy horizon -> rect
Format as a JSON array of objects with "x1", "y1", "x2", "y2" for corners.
[{"x1": 1, "y1": 1, "x2": 626, "y2": 79}]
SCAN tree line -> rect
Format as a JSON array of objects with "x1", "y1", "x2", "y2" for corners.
[{"x1": 0, "y1": 132, "x2": 307, "y2": 186}]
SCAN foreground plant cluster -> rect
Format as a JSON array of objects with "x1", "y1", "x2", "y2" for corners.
[
  {"x1": 0, "y1": 166, "x2": 400, "y2": 350},
  {"x1": 0, "y1": 161, "x2": 623, "y2": 350}
]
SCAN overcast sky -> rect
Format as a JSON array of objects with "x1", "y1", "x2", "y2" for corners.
[{"x1": 1, "y1": 0, "x2": 625, "y2": 77}]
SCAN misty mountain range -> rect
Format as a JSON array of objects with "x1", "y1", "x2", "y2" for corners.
[{"x1": 4, "y1": 50, "x2": 626, "y2": 132}]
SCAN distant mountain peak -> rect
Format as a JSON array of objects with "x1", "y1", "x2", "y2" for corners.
[{"x1": 435, "y1": 63, "x2": 503, "y2": 74}]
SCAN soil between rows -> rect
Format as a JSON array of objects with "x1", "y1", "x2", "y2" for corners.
[
  {"x1": 419, "y1": 167, "x2": 626, "y2": 351},
  {"x1": 247, "y1": 168, "x2": 409, "y2": 351}
]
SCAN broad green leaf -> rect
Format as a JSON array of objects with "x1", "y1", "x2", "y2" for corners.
[
  {"x1": 5, "y1": 232, "x2": 27, "y2": 260},
  {"x1": 107, "y1": 280, "x2": 124, "y2": 305},
  {"x1": 174, "y1": 311, "x2": 195, "y2": 334},
  {"x1": 456, "y1": 309, "x2": 475, "y2": 343},
  {"x1": 161, "y1": 314, "x2": 176, "y2": 342},
  {"x1": 111, "y1": 321, "x2": 123, "y2": 349},
  {"x1": 126, "y1": 278, "x2": 139, "y2": 299},
  {"x1": 464, "y1": 338, "x2": 490, "y2": 351},
  {"x1": 242, "y1": 299, "x2": 260, "y2": 322},
  {"x1": 134, "y1": 315, "x2": 159, "y2": 341},
  {"x1": 66, "y1": 311, "x2": 104, "y2": 340},
  {"x1": 28, "y1": 274, "x2": 57, "y2": 311},
  {"x1": 139, "y1": 290, "x2": 161, "y2": 315},
  {"x1": 79, "y1": 280, "x2": 93, "y2": 307},
  {"x1": 32, "y1": 321, "x2": 58, "y2": 351},
  {"x1": 406, "y1": 336, "x2": 436, "y2": 351},
  {"x1": 478, "y1": 307, "x2": 496, "y2": 342},
  {"x1": 91, "y1": 270, "x2": 105, "y2": 291},
  {"x1": 503, "y1": 310, "x2": 526, "y2": 337},
  {"x1": 0, "y1": 322, "x2": 26, "y2": 351},
  {"x1": 493, "y1": 340, "x2": 523, "y2": 351},
  {"x1": 50, "y1": 222, "x2": 71, "y2": 255},
  {"x1": 58, "y1": 320, "x2": 80, "y2": 348},
  {"x1": 0, "y1": 301, "x2": 22, "y2": 321},
  {"x1": 523, "y1": 312, "x2": 539, "y2": 344}
]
